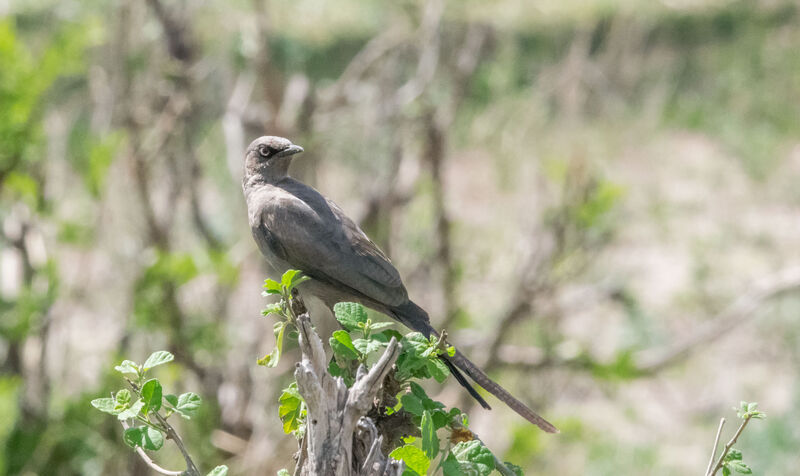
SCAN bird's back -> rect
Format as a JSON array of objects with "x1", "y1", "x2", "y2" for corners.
[{"x1": 247, "y1": 178, "x2": 408, "y2": 307}]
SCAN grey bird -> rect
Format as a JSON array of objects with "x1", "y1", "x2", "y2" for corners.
[{"x1": 243, "y1": 135, "x2": 557, "y2": 433}]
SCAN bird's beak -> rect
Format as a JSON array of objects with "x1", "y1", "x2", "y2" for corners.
[{"x1": 276, "y1": 144, "x2": 304, "y2": 158}]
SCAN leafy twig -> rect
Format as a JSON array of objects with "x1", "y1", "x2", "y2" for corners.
[
  {"x1": 705, "y1": 402, "x2": 766, "y2": 476},
  {"x1": 707, "y1": 417, "x2": 752, "y2": 476},
  {"x1": 120, "y1": 420, "x2": 184, "y2": 476}
]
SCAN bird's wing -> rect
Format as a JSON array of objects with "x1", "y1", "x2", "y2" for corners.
[{"x1": 259, "y1": 194, "x2": 408, "y2": 307}]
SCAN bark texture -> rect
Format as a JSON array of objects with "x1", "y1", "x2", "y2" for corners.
[{"x1": 293, "y1": 312, "x2": 404, "y2": 476}]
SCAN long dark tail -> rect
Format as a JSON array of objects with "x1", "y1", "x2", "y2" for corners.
[{"x1": 392, "y1": 301, "x2": 558, "y2": 433}]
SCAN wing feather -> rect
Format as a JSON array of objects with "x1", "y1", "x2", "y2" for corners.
[{"x1": 260, "y1": 193, "x2": 407, "y2": 307}]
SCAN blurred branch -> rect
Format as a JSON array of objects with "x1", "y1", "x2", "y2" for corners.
[
  {"x1": 634, "y1": 266, "x2": 800, "y2": 373},
  {"x1": 394, "y1": 0, "x2": 444, "y2": 107},
  {"x1": 223, "y1": 71, "x2": 257, "y2": 177},
  {"x1": 485, "y1": 267, "x2": 800, "y2": 376},
  {"x1": 144, "y1": 0, "x2": 194, "y2": 62},
  {"x1": 482, "y1": 239, "x2": 556, "y2": 372},
  {"x1": 322, "y1": 28, "x2": 406, "y2": 108},
  {"x1": 427, "y1": 23, "x2": 491, "y2": 331}
]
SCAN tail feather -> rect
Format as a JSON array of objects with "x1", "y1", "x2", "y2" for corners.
[
  {"x1": 446, "y1": 351, "x2": 558, "y2": 433},
  {"x1": 440, "y1": 357, "x2": 491, "y2": 410},
  {"x1": 392, "y1": 301, "x2": 558, "y2": 433}
]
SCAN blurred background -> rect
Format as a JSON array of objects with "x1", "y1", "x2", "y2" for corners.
[{"x1": 2, "y1": 0, "x2": 800, "y2": 474}]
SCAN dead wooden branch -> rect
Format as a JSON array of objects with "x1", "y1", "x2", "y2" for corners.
[{"x1": 293, "y1": 311, "x2": 404, "y2": 476}]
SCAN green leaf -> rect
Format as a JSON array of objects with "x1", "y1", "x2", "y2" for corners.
[
  {"x1": 279, "y1": 383, "x2": 305, "y2": 434},
  {"x1": 426, "y1": 358, "x2": 450, "y2": 383},
  {"x1": 450, "y1": 440, "x2": 495, "y2": 476},
  {"x1": 403, "y1": 333, "x2": 433, "y2": 355},
  {"x1": 142, "y1": 351, "x2": 174, "y2": 371},
  {"x1": 206, "y1": 466, "x2": 229, "y2": 476},
  {"x1": 725, "y1": 449, "x2": 742, "y2": 461},
  {"x1": 333, "y1": 302, "x2": 369, "y2": 332},
  {"x1": 389, "y1": 444, "x2": 429, "y2": 476},
  {"x1": 746, "y1": 402, "x2": 758, "y2": 413},
  {"x1": 421, "y1": 410, "x2": 439, "y2": 460},
  {"x1": 328, "y1": 360, "x2": 345, "y2": 378},
  {"x1": 274, "y1": 321, "x2": 287, "y2": 353},
  {"x1": 90, "y1": 398, "x2": 119, "y2": 415},
  {"x1": 262, "y1": 302, "x2": 283, "y2": 317},
  {"x1": 117, "y1": 399, "x2": 145, "y2": 420},
  {"x1": 165, "y1": 394, "x2": 178, "y2": 407},
  {"x1": 281, "y1": 269, "x2": 310, "y2": 292},
  {"x1": 277, "y1": 470, "x2": 291, "y2": 476},
  {"x1": 115, "y1": 389, "x2": 131, "y2": 406},
  {"x1": 258, "y1": 321, "x2": 287, "y2": 368},
  {"x1": 353, "y1": 338, "x2": 383, "y2": 355},
  {"x1": 123, "y1": 426, "x2": 164, "y2": 451},
  {"x1": 257, "y1": 348, "x2": 280, "y2": 368},
  {"x1": 442, "y1": 452, "x2": 462, "y2": 476},
  {"x1": 263, "y1": 279, "x2": 282, "y2": 295},
  {"x1": 728, "y1": 461, "x2": 752, "y2": 474},
  {"x1": 366, "y1": 321, "x2": 394, "y2": 332},
  {"x1": 114, "y1": 360, "x2": 139, "y2": 375},
  {"x1": 504, "y1": 462, "x2": 524, "y2": 476},
  {"x1": 280, "y1": 269, "x2": 301, "y2": 287},
  {"x1": 330, "y1": 330, "x2": 360, "y2": 360},
  {"x1": 173, "y1": 392, "x2": 201, "y2": 419},
  {"x1": 380, "y1": 329, "x2": 404, "y2": 342},
  {"x1": 736, "y1": 401, "x2": 750, "y2": 418},
  {"x1": 409, "y1": 383, "x2": 444, "y2": 412},
  {"x1": 400, "y1": 393, "x2": 425, "y2": 417},
  {"x1": 140, "y1": 379, "x2": 162, "y2": 413},
  {"x1": 722, "y1": 466, "x2": 731, "y2": 476}
]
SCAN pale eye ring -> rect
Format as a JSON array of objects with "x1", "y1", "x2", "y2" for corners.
[{"x1": 258, "y1": 145, "x2": 273, "y2": 158}]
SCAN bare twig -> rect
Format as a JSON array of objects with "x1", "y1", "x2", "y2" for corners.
[
  {"x1": 152, "y1": 411, "x2": 202, "y2": 476},
  {"x1": 293, "y1": 432, "x2": 307, "y2": 476},
  {"x1": 705, "y1": 418, "x2": 725, "y2": 476}
]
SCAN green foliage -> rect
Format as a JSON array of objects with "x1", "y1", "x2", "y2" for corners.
[
  {"x1": 395, "y1": 333, "x2": 455, "y2": 383},
  {"x1": 278, "y1": 383, "x2": 306, "y2": 436},
  {"x1": 448, "y1": 440, "x2": 496, "y2": 476},
  {"x1": 257, "y1": 269, "x2": 312, "y2": 367},
  {"x1": 735, "y1": 401, "x2": 766, "y2": 420},
  {"x1": 90, "y1": 351, "x2": 227, "y2": 474},
  {"x1": 133, "y1": 251, "x2": 199, "y2": 328},
  {"x1": 390, "y1": 444, "x2": 430, "y2": 475},
  {"x1": 123, "y1": 426, "x2": 164, "y2": 451},
  {"x1": 261, "y1": 283, "x2": 519, "y2": 475}
]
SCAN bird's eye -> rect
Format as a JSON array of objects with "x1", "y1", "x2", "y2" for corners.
[{"x1": 257, "y1": 145, "x2": 273, "y2": 158}]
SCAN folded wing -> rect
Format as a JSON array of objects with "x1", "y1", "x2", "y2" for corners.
[{"x1": 259, "y1": 194, "x2": 408, "y2": 307}]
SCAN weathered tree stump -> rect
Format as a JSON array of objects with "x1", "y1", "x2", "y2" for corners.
[{"x1": 293, "y1": 311, "x2": 404, "y2": 476}]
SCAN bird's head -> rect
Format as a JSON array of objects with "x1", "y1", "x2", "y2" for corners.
[{"x1": 243, "y1": 135, "x2": 304, "y2": 183}]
